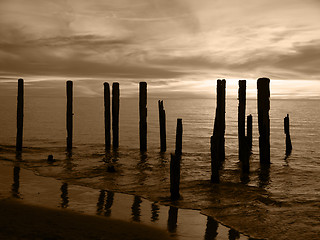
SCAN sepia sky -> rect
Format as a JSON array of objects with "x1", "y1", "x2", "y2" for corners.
[{"x1": 0, "y1": 0, "x2": 320, "y2": 98}]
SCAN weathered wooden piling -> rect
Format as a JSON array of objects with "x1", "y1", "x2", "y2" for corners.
[
  {"x1": 238, "y1": 80, "x2": 246, "y2": 161},
  {"x1": 257, "y1": 78, "x2": 270, "y2": 164},
  {"x1": 16, "y1": 79, "x2": 24, "y2": 152},
  {"x1": 66, "y1": 81, "x2": 73, "y2": 150},
  {"x1": 158, "y1": 100, "x2": 166, "y2": 152},
  {"x1": 211, "y1": 79, "x2": 226, "y2": 183},
  {"x1": 112, "y1": 83, "x2": 120, "y2": 149},
  {"x1": 139, "y1": 82, "x2": 147, "y2": 152},
  {"x1": 238, "y1": 80, "x2": 250, "y2": 172},
  {"x1": 104, "y1": 83, "x2": 111, "y2": 150},
  {"x1": 247, "y1": 114, "x2": 253, "y2": 151},
  {"x1": 175, "y1": 118, "x2": 183, "y2": 156},
  {"x1": 170, "y1": 153, "x2": 180, "y2": 200},
  {"x1": 284, "y1": 114, "x2": 292, "y2": 157}
]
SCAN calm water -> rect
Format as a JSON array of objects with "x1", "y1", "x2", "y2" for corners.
[{"x1": 0, "y1": 82, "x2": 319, "y2": 239}]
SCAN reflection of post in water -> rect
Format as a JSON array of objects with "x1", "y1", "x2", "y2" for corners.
[
  {"x1": 151, "y1": 202, "x2": 160, "y2": 222},
  {"x1": 131, "y1": 196, "x2": 142, "y2": 222},
  {"x1": 104, "y1": 191, "x2": 114, "y2": 217},
  {"x1": 167, "y1": 206, "x2": 178, "y2": 233},
  {"x1": 11, "y1": 166, "x2": 21, "y2": 198},
  {"x1": 204, "y1": 216, "x2": 218, "y2": 240},
  {"x1": 97, "y1": 190, "x2": 106, "y2": 215},
  {"x1": 60, "y1": 182, "x2": 69, "y2": 208},
  {"x1": 228, "y1": 228, "x2": 240, "y2": 240},
  {"x1": 258, "y1": 164, "x2": 270, "y2": 188}
]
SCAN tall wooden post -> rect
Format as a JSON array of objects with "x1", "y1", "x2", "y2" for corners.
[
  {"x1": 104, "y1": 83, "x2": 111, "y2": 150},
  {"x1": 257, "y1": 78, "x2": 270, "y2": 164},
  {"x1": 66, "y1": 81, "x2": 73, "y2": 151},
  {"x1": 247, "y1": 114, "x2": 253, "y2": 151},
  {"x1": 112, "y1": 83, "x2": 120, "y2": 149},
  {"x1": 170, "y1": 154, "x2": 180, "y2": 200},
  {"x1": 284, "y1": 114, "x2": 292, "y2": 157},
  {"x1": 175, "y1": 118, "x2": 183, "y2": 156},
  {"x1": 16, "y1": 79, "x2": 24, "y2": 152},
  {"x1": 139, "y1": 82, "x2": 147, "y2": 152},
  {"x1": 158, "y1": 100, "x2": 166, "y2": 152},
  {"x1": 211, "y1": 79, "x2": 226, "y2": 183},
  {"x1": 238, "y1": 80, "x2": 246, "y2": 161}
]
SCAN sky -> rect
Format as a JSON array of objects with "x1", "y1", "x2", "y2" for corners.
[{"x1": 0, "y1": 0, "x2": 320, "y2": 98}]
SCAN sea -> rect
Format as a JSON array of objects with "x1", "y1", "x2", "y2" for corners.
[{"x1": 0, "y1": 80, "x2": 319, "y2": 239}]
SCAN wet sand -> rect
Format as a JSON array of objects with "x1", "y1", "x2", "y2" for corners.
[{"x1": 0, "y1": 198, "x2": 172, "y2": 240}]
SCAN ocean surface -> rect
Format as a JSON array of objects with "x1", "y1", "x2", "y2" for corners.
[{"x1": 0, "y1": 82, "x2": 319, "y2": 239}]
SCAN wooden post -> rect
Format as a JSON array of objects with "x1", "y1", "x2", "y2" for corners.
[
  {"x1": 139, "y1": 82, "x2": 147, "y2": 152},
  {"x1": 211, "y1": 79, "x2": 226, "y2": 183},
  {"x1": 158, "y1": 100, "x2": 166, "y2": 152},
  {"x1": 170, "y1": 154, "x2": 180, "y2": 200},
  {"x1": 284, "y1": 114, "x2": 292, "y2": 157},
  {"x1": 175, "y1": 118, "x2": 183, "y2": 156},
  {"x1": 238, "y1": 80, "x2": 246, "y2": 161},
  {"x1": 104, "y1": 83, "x2": 111, "y2": 150},
  {"x1": 16, "y1": 79, "x2": 24, "y2": 152},
  {"x1": 112, "y1": 83, "x2": 120, "y2": 149},
  {"x1": 66, "y1": 81, "x2": 73, "y2": 151},
  {"x1": 247, "y1": 114, "x2": 253, "y2": 151},
  {"x1": 257, "y1": 78, "x2": 270, "y2": 164}
]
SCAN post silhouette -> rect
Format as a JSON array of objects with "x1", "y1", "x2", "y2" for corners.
[
  {"x1": 204, "y1": 216, "x2": 218, "y2": 240},
  {"x1": 104, "y1": 191, "x2": 114, "y2": 217},
  {"x1": 158, "y1": 100, "x2": 166, "y2": 152},
  {"x1": 16, "y1": 79, "x2": 24, "y2": 152},
  {"x1": 104, "y1": 83, "x2": 111, "y2": 150},
  {"x1": 112, "y1": 83, "x2": 120, "y2": 149},
  {"x1": 151, "y1": 202, "x2": 160, "y2": 222},
  {"x1": 247, "y1": 114, "x2": 253, "y2": 152},
  {"x1": 238, "y1": 80, "x2": 250, "y2": 172},
  {"x1": 66, "y1": 81, "x2": 73, "y2": 151},
  {"x1": 284, "y1": 114, "x2": 292, "y2": 157},
  {"x1": 211, "y1": 79, "x2": 226, "y2": 183},
  {"x1": 12, "y1": 166, "x2": 20, "y2": 198},
  {"x1": 257, "y1": 78, "x2": 270, "y2": 164},
  {"x1": 175, "y1": 118, "x2": 183, "y2": 156},
  {"x1": 238, "y1": 80, "x2": 246, "y2": 161},
  {"x1": 170, "y1": 153, "x2": 180, "y2": 200},
  {"x1": 139, "y1": 82, "x2": 147, "y2": 152}
]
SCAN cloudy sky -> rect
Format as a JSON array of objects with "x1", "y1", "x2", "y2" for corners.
[{"x1": 0, "y1": 0, "x2": 320, "y2": 98}]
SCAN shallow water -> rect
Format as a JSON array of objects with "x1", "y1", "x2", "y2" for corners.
[{"x1": 0, "y1": 81, "x2": 319, "y2": 239}]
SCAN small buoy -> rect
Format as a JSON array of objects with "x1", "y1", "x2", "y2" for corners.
[{"x1": 47, "y1": 154, "x2": 56, "y2": 163}]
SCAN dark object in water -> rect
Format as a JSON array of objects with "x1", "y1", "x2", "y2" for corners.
[
  {"x1": 284, "y1": 114, "x2": 292, "y2": 157},
  {"x1": 139, "y1": 82, "x2": 147, "y2": 152},
  {"x1": 112, "y1": 83, "x2": 120, "y2": 149},
  {"x1": 47, "y1": 155, "x2": 55, "y2": 163},
  {"x1": 16, "y1": 79, "x2": 24, "y2": 152},
  {"x1": 107, "y1": 165, "x2": 116, "y2": 173},
  {"x1": 170, "y1": 153, "x2": 180, "y2": 200}
]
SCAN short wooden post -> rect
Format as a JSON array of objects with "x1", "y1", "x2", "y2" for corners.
[
  {"x1": 104, "y1": 83, "x2": 111, "y2": 150},
  {"x1": 170, "y1": 153, "x2": 180, "y2": 200},
  {"x1": 112, "y1": 83, "x2": 120, "y2": 149},
  {"x1": 16, "y1": 79, "x2": 24, "y2": 152},
  {"x1": 284, "y1": 114, "x2": 292, "y2": 157},
  {"x1": 158, "y1": 100, "x2": 166, "y2": 152},
  {"x1": 175, "y1": 118, "x2": 183, "y2": 156},
  {"x1": 247, "y1": 114, "x2": 253, "y2": 151},
  {"x1": 238, "y1": 80, "x2": 246, "y2": 161},
  {"x1": 66, "y1": 81, "x2": 73, "y2": 150},
  {"x1": 211, "y1": 79, "x2": 226, "y2": 183},
  {"x1": 139, "y1": 82, "x2": 147, "y2": 152},
  {"x1": 257, "y1": 78, "x2": 270, "y2": 164}
]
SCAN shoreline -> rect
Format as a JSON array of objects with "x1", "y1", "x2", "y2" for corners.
[{"x1": 0, "y1": 198, "x2": 172, "y2": 240}]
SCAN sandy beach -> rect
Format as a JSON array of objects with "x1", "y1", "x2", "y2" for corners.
[{"x1": 0, "y1": 198, "x2": 172, "y2": 240}]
